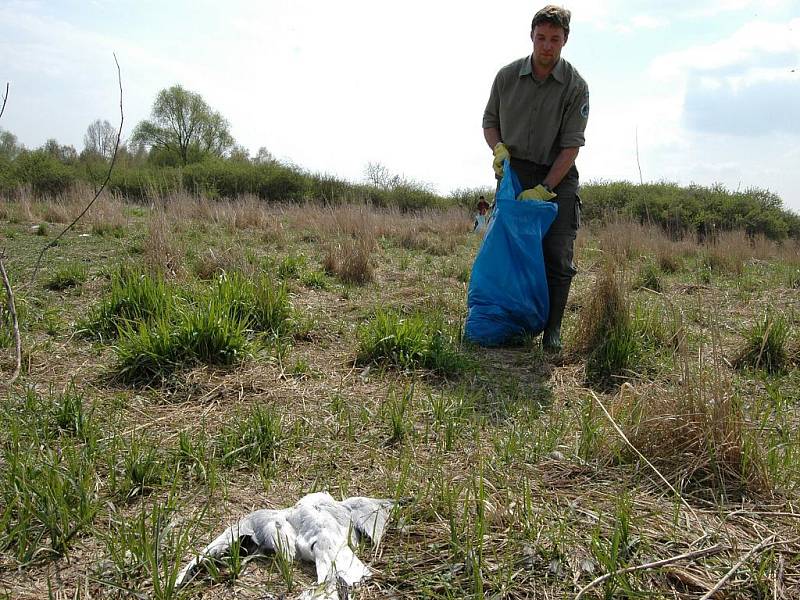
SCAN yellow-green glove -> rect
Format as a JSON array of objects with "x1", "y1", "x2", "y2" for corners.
[
  {"x1": 492, "y1": 143, "x2": 510, "y2": 177},
  {"x1": 517, "y1": 184, "x2": 557, "y2": 201}
]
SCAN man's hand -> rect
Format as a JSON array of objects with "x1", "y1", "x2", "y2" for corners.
[
  {"x1": 492, "y1": 143, "x2": 510, "y2": 177},
  {"x1": 517, "y1": 185, "x2": 557, "y2": 201}
]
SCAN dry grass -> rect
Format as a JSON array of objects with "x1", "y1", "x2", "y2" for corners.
[
  {"x1": 142, "y1": 209, "x2": 186, "y2": 278},
  {"x1": 573, "y1": 261, "x2": 628, "y2": 355},
  {"x1": 593, "y1": 218, "x2": 653, "y2": 262},
  {"x1": 611, "y1": 362, "x2": 769, "y2": 499},
  {"x1": 3, "y1": 196, "x2": 800, "y2": 600},
  {"x1": 323, "y1": 234, "x2": 375, "y2": 284}
]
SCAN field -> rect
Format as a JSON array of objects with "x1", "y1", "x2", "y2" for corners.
[{"x1": 1, "y1": 190, "x2": 800, "y2": 599}]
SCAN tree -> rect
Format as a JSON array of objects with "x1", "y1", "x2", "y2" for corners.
[
  {"x1": 83, "y1": 119, "x2": 117, "y2": 159},
  {"x1": 253, "y1": 146, "x2": 276, "y2": 165},
  {"x1": 0, "y1": 128, "x2": 22, "y2": 160},
  {"x1": 364, "y1": 161, "x2": 399, "y2": 190},
  {"x1": 131, "y1": 85, "x2": 234, "y2": 165},
  {"x1": 41, "y1": 138, "x2": 78, "y2": 164},
  {"x1": 229, "y1": 144, "x2": 250, "y2": 162}
]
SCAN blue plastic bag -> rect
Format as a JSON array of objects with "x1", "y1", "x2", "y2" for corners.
[{"x1": 464, "y1": 160, "x2": 558, "y2": 346}]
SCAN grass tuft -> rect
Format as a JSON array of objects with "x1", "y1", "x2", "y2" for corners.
[
  {"x1": 357, "y1": 309, "x2": 469, "y2": 375},
  {"x1": 219, "y1": 404, "x2": 285, "y2": 467},
  {"x1": 323, "y1": 236, "x2": 375, "y2": 285},
  {"x1": 575, "y1": 264, "x2": 637, "y2": 388},
  {"x1": 81, "y1": 266, "x2": 173, "y2": 339},
  {"x1": 44, "y1": 262, "x2": 88, "y2": 291},
  {"x1": 633, "y1": 261, "x2": 662, "y2": 292},
  {"x1": 734, "y1": 312, "x2": 790, "y2": 374}
]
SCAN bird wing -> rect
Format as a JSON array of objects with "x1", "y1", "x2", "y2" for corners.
[
  {"x1": 247, "y1": 509, "x2": 297, "y2": 561},
  {"x1": 341, "y1": 496, "x2": 394, "y2": 545},
  {"x1": 175, "y1": 508, "x2": 286, "y2": 588}
]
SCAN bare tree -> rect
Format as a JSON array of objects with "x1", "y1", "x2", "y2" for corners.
[
  {"x1": 32, "y1": 55, "x2": 124, "y2": 281},
  {"x1": 0, "y1": 83, "x2": 20, "y2": 385},
  {"x1": 364, "y1": 161, "x2": 400, "y2": 190},
  {"x1": 83, "y1": 118, "x2": 118, "y2": 159}
]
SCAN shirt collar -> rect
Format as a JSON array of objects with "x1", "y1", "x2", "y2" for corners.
[{"x1": 519, "y1": 56, "x2": 566, "y2": 83}]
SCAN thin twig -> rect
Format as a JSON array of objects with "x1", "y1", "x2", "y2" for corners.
[
  {"x1": 587, "y1": 390, "x2": 700, "y2": 523},
  {"x1": 575, "y1": 544, "x2": 725, "y2": 599},
  {"x1": 775, "y1": 552, "x2": 785, "y2": 600},
  {"x1": 0, "y1": 82, "x2": 8, "y2": 120},
  {"x1": 699, "y1": 535, "x2": 776, "y2": 600},
  {"x1": 31, "y1": 54, "x2": 123, "y2": 282},
  {"x1": 0, "y1": 251, "x2": 22, "y2": 385}
]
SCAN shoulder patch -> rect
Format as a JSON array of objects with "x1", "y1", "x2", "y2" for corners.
[{"x1": 580, "y1": 101, "x2": 590, "y2": 119}]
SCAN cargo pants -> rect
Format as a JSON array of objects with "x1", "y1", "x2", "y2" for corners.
[{"x1": 503, "y1": 157, "x2": 581, "y2": 340}]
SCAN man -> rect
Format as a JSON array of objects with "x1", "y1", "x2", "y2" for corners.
[
  {"x1": 482, "y1": 5, "x2": 589, "y2": 353},
  {"x1": 477, "y1": 195, "x2": 490, "y2": 216}
]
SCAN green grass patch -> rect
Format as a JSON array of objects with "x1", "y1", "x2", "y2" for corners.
[
  {"x1": 633, "y1": 261, "x2": 662, "y2": 292},
  {"x1": 357, "y1": 309, "x2": 470, "y2": 375},
  {"x1": 114, "y1": 297, "x2": 250, "y2": 385},
  {"x1": 218, "y1": 404, "x2": 286, "y2": 468},
  {"x1": 213, "y1": 271, "x2": 293, "y2": 335},
  {"x1": 81, "y1": 266, "x2": 174, "y2": 339},
  {"x1": 44, "y1": 262, "x2": 88, "y2": 291}
]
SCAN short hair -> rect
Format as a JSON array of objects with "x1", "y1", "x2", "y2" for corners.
[{"x1": 531, "y1": 5, "x2": 571, "y2": 38}]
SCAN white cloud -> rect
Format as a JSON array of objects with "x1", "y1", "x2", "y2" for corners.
[
  {"x1": 650, "y1": 18, "x2": 800, "y2": 83},
  {"x1": 571, "y1": 0, "x2": 794, "y2": 29}
]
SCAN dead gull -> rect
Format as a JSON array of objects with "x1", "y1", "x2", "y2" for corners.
[{"x1": 176, "y1": 492, "x2": 396, "y2": 599}]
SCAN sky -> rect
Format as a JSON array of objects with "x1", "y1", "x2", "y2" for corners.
[{"x1": 1, "y1": 0, "x2": 799, "y2": 211}]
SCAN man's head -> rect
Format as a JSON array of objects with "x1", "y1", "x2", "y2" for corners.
[
  {"x1": 531, "y1": 5, "x2": 571, "y2": 39},
  {"x1": 530, "y1": 5, "x2": 570, "y2": 73}
]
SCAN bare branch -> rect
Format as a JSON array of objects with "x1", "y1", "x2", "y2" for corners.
[
  {"x1": 0, "y1": 82, "x2": 8, "y2": 120},
  {"x1": 31, "y1": 54, "x2": 124, "y2": 282},
  {"x1": 0, "y1": 251, "x2": 22, "y2": 385},
  {"x1": 575, "y1": 544, "x2": 725, "y2": 600},
  {"x1": 699, "y1": 536, "x2": 777, "y2": 600}
]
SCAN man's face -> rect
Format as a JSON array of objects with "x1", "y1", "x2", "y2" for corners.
[{"x1": 531, "y1": 22, "x2": 567, "y2": 71}]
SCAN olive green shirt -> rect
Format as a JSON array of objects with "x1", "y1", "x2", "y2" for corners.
[{"x1": 483, "y1": 56, "x2": 589, "y2": 166}]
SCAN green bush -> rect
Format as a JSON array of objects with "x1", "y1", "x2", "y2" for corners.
[
  {"x1": 0, "y1": 156, "x2": 16, "y2": 195},
  {"x1": 181, "y1": 160, "x2": 309, "y2": 201},
  {"x1": 13, "y1": 150, "x2": 76, "y2": 197},
  {"x1": 109, "y1": 166, "x2": 182, "y2": 200},
  {"x1": 581, "y1": 180, "x2": 798, "y2": 241}
]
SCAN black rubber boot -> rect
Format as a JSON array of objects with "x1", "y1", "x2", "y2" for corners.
[{"x1": 542, "y1": 282, "x2": 572, "y2": 353}]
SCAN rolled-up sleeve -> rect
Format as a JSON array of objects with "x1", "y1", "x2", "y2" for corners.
[
  {"x1": 482, "y1": 73, "x2": 502, "y2": 129},
  {"x1": 559, "y1": 83, "x2": 589, "y2": 148}
]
